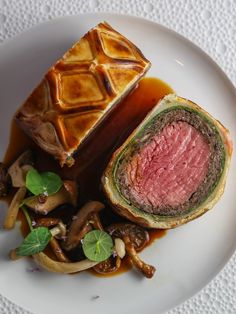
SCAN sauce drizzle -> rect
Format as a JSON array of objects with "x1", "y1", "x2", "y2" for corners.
[{"x1": 1, "y1": 77, "x2": 173, "y2": 276}]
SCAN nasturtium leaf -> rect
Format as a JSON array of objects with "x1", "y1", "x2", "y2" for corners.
[
  {"x1": 26, "y1": 169, "x2": 62, "y2": 196},
  {"x1": 82, "y1": 230, "x2": 114, "y2": 262},
  {"x1": 26, "y1": 169, "x2": 44, "y2": 195},
  {"x1": 16, "y1": 227, "x2": 52, "y2": 256},
  {"x1": 41, "y1": 172, "x2": 62, "y2": 195}
]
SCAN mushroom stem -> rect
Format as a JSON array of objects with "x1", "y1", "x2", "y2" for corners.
[
  {"x1": 72, "y1": 222, "x2": 92, "y2": 244},
  {"x1": 35, "y1": 218, "x2": 69, "y2": 262},
  {"x1": 50, "y1": 222, "x2": 67, "y2": 239},
  {"x1": 9, "y1": 249, "x2": 22, "y2": 261},
  {"x1": 89, "y1": 212, "x2": 103, "y2": 230},
  {"x1": 24, "y1": 182, "x2": 76, "y2": 215},
  {"x1": 35, "y1": 217, "x2": 61, "y2": 228},
  {"x1": 123, "y1": 236, "x2": 156, "y2": 279},
  {"x1": 50, "y1": 238, "x2": 70, "y2": 262},
  {"x1": 50, "y1": 225, "x2": 62, "y2": 237},
  {"x1": 63, "y1": 201, "x2": 105, "y2": 251},
  {"x1": 3, "y1": 186, "x2": 27, "y2": 229},
  {"x1": 33, "y1": 252, "x2": 98, "y2": 273}
]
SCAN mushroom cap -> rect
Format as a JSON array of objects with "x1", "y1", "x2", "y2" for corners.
[
  {"x1": 24, "y1": 180, "x2": 77, "y2": 214},
  {"x1": 8, "y1": 150, "x2": 33, "y2": 188},
  {"x1": 63, "y1": 201, "x2": 104, "y2": 251},
  {"x1": 93, "y1": 255, "x2": 121, "y2": 274},
  {"x1": 106, "y1": 223, "x2": 149, "y2": 252}
]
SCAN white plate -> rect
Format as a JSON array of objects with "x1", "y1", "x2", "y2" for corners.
[{"x1": 0, "y1": 13, "x2": 235, "y2": 314}]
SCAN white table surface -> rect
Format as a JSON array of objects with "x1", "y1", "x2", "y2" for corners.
[{"x1": 0, "y1": 0, "x2": 235, "y2": 313}]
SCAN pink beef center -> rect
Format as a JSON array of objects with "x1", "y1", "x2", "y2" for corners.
[{"x1": 125, "y1": 121, "x2": 211, "y2": 208}]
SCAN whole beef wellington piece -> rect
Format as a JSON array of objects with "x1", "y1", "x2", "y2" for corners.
[
  {"x1": 15, "y1": 22, "x2": 150, "y2": 166},
  {"x1": 102, "y1": 94, "x2": 232, "y2": 229}
]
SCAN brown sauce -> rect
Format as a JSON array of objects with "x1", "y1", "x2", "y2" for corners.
[
  {"x1": 2, "y1": 77, "x2": 172, "y2": 276},
  {"x1": 17, "y1": 210, "x2": 30, "y2": 237},
  {"x1": 89, "y1": 229, "x2": 166, "y2": 278},
  {"x1": 3, "y1": 120, "x2": 33, "y2": 167},
  {"x1": 147, "y1": 228, "x2": 167, "y2": 247},
  {"x1": 88, "y1": 255, "x2": 133, "y2": 278}
]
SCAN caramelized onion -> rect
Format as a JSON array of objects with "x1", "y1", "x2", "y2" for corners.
[{"x1": 33, "y1": 252, "x2": 98, "y2": 273}]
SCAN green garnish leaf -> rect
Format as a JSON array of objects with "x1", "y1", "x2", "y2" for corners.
[
  {"x1": 82, "y1": 230, "x2": 114, "y2": 262},
  {"x1": 26, "y1": 169, "x2": 62, "y2": 196},
  {"x1": 25, "y1": 169, "x2": 43, "y2": 195},
  {"x1": 40, "y1": 172, "x2": 62, "y2": 195},
  {"x1": 16, "y1": 227, "x2": 52, "y2": 256}
]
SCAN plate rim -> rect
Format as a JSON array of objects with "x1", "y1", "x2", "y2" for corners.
[
  {"x1": 1, "y1": 11, "x2": 235, "y2": 94},
  {"x1": 0, "y1": 12, "x2": 235, "y2": 314}
]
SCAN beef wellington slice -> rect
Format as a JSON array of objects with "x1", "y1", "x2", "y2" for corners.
[{"x1": 102, "y1": 94, "x2": 232, "y2": 228}]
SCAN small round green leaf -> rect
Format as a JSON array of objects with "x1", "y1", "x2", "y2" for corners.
[
  {"x1": 26, "y1": 169, "x2": 62, "y2": 196},
  {"x1": 82, "y1": 230, "x2": 114, "y2": 262},
  {"x1": 16, "y1": 227, "x2": 52, "y2": 256},
  {"x1": 41, "y1": 172, "x2": 62, "y2": 195},
  {"x1": 26, "y1": 169, "x2": 44, "y2": 195}
]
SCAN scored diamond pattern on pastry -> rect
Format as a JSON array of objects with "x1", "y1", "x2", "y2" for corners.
[
  {"x1": 107, "y1": 67, "x2": 141, "y2": 93},
  {"x1": 60, "y1": 73, "x2": 105, "y2": 106},
  {"x1": 100, "y1": 31, "x2": 137, "y2": 60},
  {"x1": 63, "y1": 38, "x2": 94, "y2": 62},
  {"x1": 16, "y1": 22, "x2": 151, "y2": 166}
]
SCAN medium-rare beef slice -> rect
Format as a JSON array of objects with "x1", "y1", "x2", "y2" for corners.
[
  {"x1": 102, "y1": 94, "x2": 232, "y2": 229},
  {"x1": 15, "y1": 22, "x2": 151, "y2": 166},
  {"x1": 116, "y1": 108, "x2": 224, "y2": 216}
]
